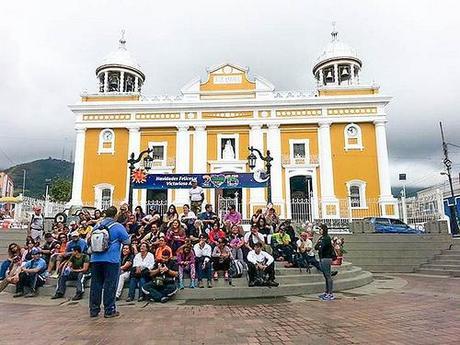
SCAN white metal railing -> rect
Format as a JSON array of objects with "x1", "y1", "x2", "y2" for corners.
[
  {"x1": 146, "y1": 200, "x2": 168, "y2": 215},
  {"x1": 217, "y1": 195, "x2": 242, "y2": 221}
]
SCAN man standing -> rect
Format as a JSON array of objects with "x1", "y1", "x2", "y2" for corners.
[
  {"x1": 89, "y1": 206, "x2": 129, "y2": 318},
  {"x1": 189, "y1": 180, "x2": 204, "y2": 214},
  {"x1": 29, "y1": 206, "x2": 44, "y2": 241},
  {"x1": 51, "y1": 246, "x2": 90, "y2": 301},
  {"x1": 13, "y1": 247, "x2": 47, "y2": 298}
]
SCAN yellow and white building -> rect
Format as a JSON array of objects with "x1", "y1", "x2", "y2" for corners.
[{"x1": 69, "y1": 30, "x2": 398, "y2": 220}]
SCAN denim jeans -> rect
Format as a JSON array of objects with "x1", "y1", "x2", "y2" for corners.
[
  {"x1": 56, "y1": 271, "x2": 86, "y2": 295},
  {"x1": 128, "y1": 276, "x2": 147, "y2": 299},
  {"x1": 320, "y1": 258, "x2": 333, "y2": 294},
  {"x1": 0, "y1": 260, "x2": 10, "y2": 280},
  {"x1": 195, "y1": 257, "x2": 212, "y2": 282},
  {"x1": 16, "y1": 272, "x2": 45, "y2": 293},
  {"x1": 89, "y1": 262, "x2": 119, "y2": 316},
  {"x1": 142, "y1": 282, "x2": 177, "y2": 302}
]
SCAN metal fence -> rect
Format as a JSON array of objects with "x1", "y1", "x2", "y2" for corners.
[
  {"x1": 217, "y1": 195, "x2": 242, "y2": 220},
  {"x1": 146, "y1": 199, "x2": 168, "y2": 215}
]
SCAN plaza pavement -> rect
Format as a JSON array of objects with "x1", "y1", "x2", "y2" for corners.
[{"x1": 0, "y1": 274, "x2": 458, "y2": 345}]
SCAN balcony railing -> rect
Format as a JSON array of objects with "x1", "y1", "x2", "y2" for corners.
[{"x1": 282, "y1": 154, "x2": 319, "y2": 165}]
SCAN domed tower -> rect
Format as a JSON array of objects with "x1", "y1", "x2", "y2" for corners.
[
  {"x1": 95, "y1": 31, "x2": 145, "y2": 93},
  {"x1": 312, "y1": 25, "x2": 362, "y2": 88}
]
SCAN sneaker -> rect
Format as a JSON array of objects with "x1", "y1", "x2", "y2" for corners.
[
  {"x1": 90, "y1": 313, "x2": 99, "y2": 318},
  {"x1": 178, "y1": 281, "x2": 184, "y2": 290},
  {"x1": 125, "y1": 297, "x2": 134, "y2": 302},
  {"x1": 318, "y1": 292, "x2": 327, "y2": 299},
  {"x1": 160, "y1": 296, "x2": 169, "y2": 303},
  {"x1": 72, "y1": 293, "x2": 83, "y2": 301},
  {"x1": 50, "y1": 272, "x2": 59, "y2": 279},
  {"x1": 189, "y1": 281, "x2": 195, "y2": 289},
  {"x1": 207, "y1": 280, "x2": 213, "y2": 288},
  {"x1": 268, "y1": 280, "x2": 279, "y2": 287},
  {"x1": 198, "y1": 281, "x2": 204, "y2": 288},
  {"x1": 331, "y1": 271, "x2": 338, "y2": 277},
  {"x1": 51, "y1": 293, "x2": 64, "y2": 300},
  {"x1": 104, "y1": 311, "x2": 120, "y2": 318},
  {"x1": 13, "y1": 292, "x2": 24, "y2": 298},
  {"x1": 248, "y1": 281, "x2": 255, "y2": 287},
  {"x1": 138, "y1": 296, "x2": 145, "y2": 302},
  {"x1": 24, "y1": 290, "x2": 39, "y2": 298},
  {"x1": 167, "y1": 288, "x2": 178, "y2": 297},
  {"x1": 326, "y1": 294, "x2": 336, "y2": 300}
]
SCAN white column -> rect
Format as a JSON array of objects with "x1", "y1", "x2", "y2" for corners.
[
  {"x1": 193, "y1": 125, "x2": 207, "y2": 205},
  {"x1": 175, "y1": 125, "x2": 190, "y2": 206},
  {"x1": 126, "y1": 126, "x2": 141, "y2": 208},
  {"x1": 134, "y1": 76, "x2": 139, "y2": 92},
  {"x1": 349, "y1": 64, "x2": 354, "y2": 85},
  {"x1": 319, "y1": 69, "x2": 324, "y2": 86},
  {"x1": 334, "y1": 63, "x2": 339, "y2": 85},
  {"x1": 318, "y1": 120, "x2": 339, "y2": 218},
  {"x1": 120, "y1": 71, "x2": 125, "y2": 92},
  {"x1": 267, "y1": 122, "x2": 283, "y2": 210},
  {"x1": 374, "y1": 120, "x2": 393, "y2": 200},
  {"x1": 69, "y1": 127, "x2": 86, "y2": 206},
  {"x1": 249, "y1": 123, "x2": 265, "y2": 206},
  {"x1": 103, "y1": 71, "x2": 108, "y2": 92}
]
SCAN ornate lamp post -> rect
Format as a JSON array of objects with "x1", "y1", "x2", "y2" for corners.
[
  {"x1": 247, "y1": 146, "x2": 273, "y2": 204},
  {"x1": 127, "y1": 148, "x2": 154, "y2": 211}
]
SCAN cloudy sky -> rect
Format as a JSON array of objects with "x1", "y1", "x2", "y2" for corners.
[{"x1": 1, "y1": 0, "x2": 459, "y2": 191}]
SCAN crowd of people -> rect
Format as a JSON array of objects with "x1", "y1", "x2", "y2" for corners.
[{"x1": 0, "y1": 199, "x2": 343, "y2": 312}]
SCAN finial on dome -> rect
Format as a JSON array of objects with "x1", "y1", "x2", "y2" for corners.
[
  {"x1": 119, "y1": 29, "x2": 126, "y2": 48},
  {"x1": 331, "y1": 22, "x2": 338, "y2": 41}
]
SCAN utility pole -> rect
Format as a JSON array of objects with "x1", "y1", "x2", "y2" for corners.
[
  {"x1": 22, "y1": 169, "x2": 26, "y2": 195},
  {"x1": 440, "y1": 122, "x2": 459, "y2": 235}
]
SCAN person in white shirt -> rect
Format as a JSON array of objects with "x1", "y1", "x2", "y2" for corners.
[
  {"x1": 193, "y1": 234, "x2": 213, "y2": 288},
  {"x1": 296, "y1": 231, "x2": 321, "y2": 271},
  {"x1": 247, "y1": 242, "x2": 278, "y2": 287},
  {"x1": 127, "y1": 243, "x2": 155, "y2": 302},
  {"x1": 189, "y1": 180, "x2": 204, "y2": 214}
]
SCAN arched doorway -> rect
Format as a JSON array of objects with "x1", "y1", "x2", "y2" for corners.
[{"x1": 290, "y1": 175, "x2": 313, "y2": 222}]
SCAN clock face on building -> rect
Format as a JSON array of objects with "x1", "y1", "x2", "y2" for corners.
[
  {"x1": 347, "y1": 126, "x2": 358, "y2": 137},
  {"x1": 103, "y1": 131, "x2": 113, "y2": 141}
]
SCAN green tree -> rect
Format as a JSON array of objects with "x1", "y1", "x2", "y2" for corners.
[{"x1": 49, "y1": 178, "x2": 72, "y2": 202}]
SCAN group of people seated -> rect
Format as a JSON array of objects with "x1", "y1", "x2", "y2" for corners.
[{"x1": 0, "y1": 202, "x2": 341, "y2": 302}]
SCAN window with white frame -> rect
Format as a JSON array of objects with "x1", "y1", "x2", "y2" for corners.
[
  {"x1": 218, "y1": 134, "x2": 238, "y2": 160},
  {"x1": 94, "y1": 183, "x2": 114, "y2": 210},
  {"x1": 289, "y1": 139, "x2": 310, "y2": 164},
  {"x1": 344, "y1": 124, "x2": 363, "y2": 150},
  {"x1": 98, "y1": 129, "x2": 115, "y2": 154},
  {"x1": 346, "y1": 180, "x2": 367, "y2": 208},
  {"x1": 149, "y1": 142, "x2": 167, "y2": 166}
]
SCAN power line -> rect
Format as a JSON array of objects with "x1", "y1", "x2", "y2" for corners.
[{"x1": 0, "y1": 146, "x2": 15, "y2": 165}]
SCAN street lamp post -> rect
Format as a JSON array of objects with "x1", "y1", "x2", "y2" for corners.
[
  {"x1": 247, "y1": 146, "x2": 273, "y2": 204},
  {"x1": 127, "y1": 148, "x2": 154, "y2": 212}
]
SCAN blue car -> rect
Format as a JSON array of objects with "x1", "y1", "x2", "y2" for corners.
[{"x1": 364, "y1": 217, "x2": 422, "y2": 234}]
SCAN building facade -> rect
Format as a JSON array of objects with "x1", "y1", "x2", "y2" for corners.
[{"x1": 69, "y1": 30, "x2": 398, "y2": 220}]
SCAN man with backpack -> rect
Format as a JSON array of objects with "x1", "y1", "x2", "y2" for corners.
[{"x1": 88, "y1": 206, "x2": 129, "y2": 318}]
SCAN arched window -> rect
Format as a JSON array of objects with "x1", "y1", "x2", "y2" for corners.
[
  {"x1": 98, "y1": 129, "x2": 115, "y2": 154},
  {"x1": 94, "y1": 183, "x2": 114, "y2": 210},
  {"x1": 344, "y1": 123, "x2": 363, "y2": 151},
  {"x1": 346, "y1": 180, "x2": 367, "y2": 208}
]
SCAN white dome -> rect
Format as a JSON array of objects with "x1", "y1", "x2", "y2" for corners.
[
  {"x1": 313, "y1": 31, "x2": 362, "y2": 72},
  {"x1": 96, "y1": 36, "x2": 145, "y2": 79}
]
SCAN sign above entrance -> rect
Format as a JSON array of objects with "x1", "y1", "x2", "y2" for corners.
[{"x1": 132, "y1": 171, "x2": 268, "y2": 190}]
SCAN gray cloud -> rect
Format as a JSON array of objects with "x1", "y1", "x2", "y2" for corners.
[{"x1": 1, "y1": 0, "x2": 459, "y2": 190}]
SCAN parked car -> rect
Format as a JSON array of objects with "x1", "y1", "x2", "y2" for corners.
[
  {"x1": 364, "y1": 217, "x2": 422, "y2": 234},
  {"x1": 54, "y1": 206, "x2": 96, "y2": 225}
]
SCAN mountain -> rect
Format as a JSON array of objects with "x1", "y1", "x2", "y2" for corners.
[{"x1": 4, "y1": 158, "x2": 74, "y2": 199}]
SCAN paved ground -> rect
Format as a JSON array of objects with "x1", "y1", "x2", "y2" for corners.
[{"x1": 0, "y1": 274, "x2": 459, "y2": 345}]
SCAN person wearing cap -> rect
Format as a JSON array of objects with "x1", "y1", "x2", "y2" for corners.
[
  {"x1": 51, "y1": 246, "x2": 90, "y2": 301},
  {"x1": 141, "y1": 248, "x2": 178, "y2": 303},
  {"x1": 13, "y1": 247, "x2": 47, "y2": 298},
  {"x1": 189, "y1": 180, "x2": 204, "y2": 215},
  {"x1": 246, "y1": 242, "x2": 278, "y2": 287},
  {"x1": 28, "y1": 206, "x2": 44, "y2": 241},
  {"x1": 193, "y1": 234, "x2": 213, "y2": 288}
]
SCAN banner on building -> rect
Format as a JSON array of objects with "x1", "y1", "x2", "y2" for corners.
[{"x1": 131, "y1": 169, "x2": 268, "y2": 190}]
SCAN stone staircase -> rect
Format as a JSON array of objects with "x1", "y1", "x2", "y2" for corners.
[
  {"x1": 1, "y1": 261, "x2": 373, "y2": 300},
  {"x1": 418, "y1": 238, "x2": 460, "y2": 277}
]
